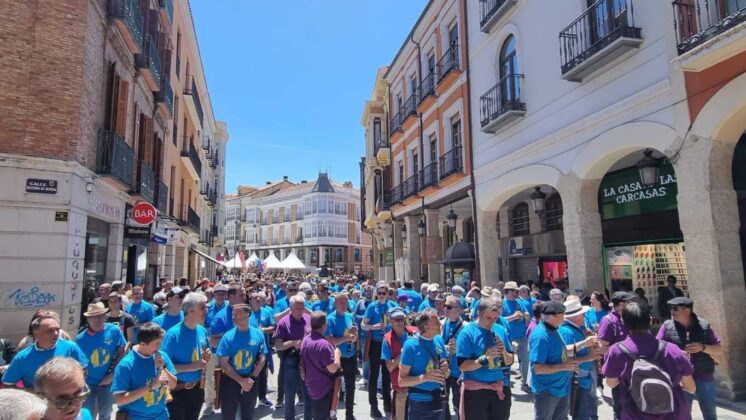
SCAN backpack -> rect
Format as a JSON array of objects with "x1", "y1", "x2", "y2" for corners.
[{"x1": 617, "y1": 340, "x2": 675, "y2": 415}]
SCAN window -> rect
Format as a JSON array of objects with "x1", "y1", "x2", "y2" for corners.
[
  {"x1": 355, "y1": 248, "x2": 362, "y2": 263},
  {"x1": 409, "y1": 74, "x2": 417, "y2": 97},
  {"x1": 429, "y1": 135, "x2": 437, "y2": 163},
  {"x1": 510, "y1": 203, "x2": 530, "y2": 236},
  {"x1": 373, "y1": 118, "x2": 382, "y2": 146},
  {"x1": 398, "y1": 162, "x2": 405, "y2": 184},
  {"x1": 335, "y1": 248, "x2": 344, "y2": 263},
  {"x1": 225, "y1": 224, "x2": 236, "y2": 241},
  {"x1": 545, "y1": 194, "x2": 563, "y2": 231},
  {"x1": 449, "y1": 23, "x2": 459, "y2": 47},
  {"x1": 175, "y1": 32, "x2": 181, "y2": 78},
  {"x1": 451, "y1": 116, "x2": 462, "y2": 148},
  {"x1": 499, "y1": 35, "x2": 520, "y2": 104}
]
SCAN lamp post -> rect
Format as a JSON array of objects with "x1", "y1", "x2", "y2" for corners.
[
  {"x1": 447, "y1": 208, "x2": 458, "y2": 245},
  {"x1": 530, "y1": 186, "x2": 547, "y2": 215},
  {"x1": 636, "y1": 149, "x2": 660, "y2": 188},
  {"x1": 417, "y1": 218, "x2": 426, "y2": 282},
  {"x1": 401, "y1": 222, "x2": 408, "y2": 242}
]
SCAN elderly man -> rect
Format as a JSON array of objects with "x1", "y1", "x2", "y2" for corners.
[
  {"x1": 152, "y1": 287, "x2": 188, "y2": 332},
  {"x1": 382, "y1": 307, "x2": 418, "y2": 420},
  {"x1": 355, "y1": 284, "x2": 375, "y2": 387},
  {"x1": 0, "y1": 388, "x2": 47, "y2": 420},
  {"x1": 76, "y1": 302, "x2": 127, "y2": 420},
  {"x1": 126, "y1": 286, "x2": 156, "y2": 339},
  {"x1": 3, "y1": 312, "x2": 88, "y2": 390},
  {"x1": 362, "y1": 281, "x2": 397, "y2": 417},
  {"x1": 161, "y1": 292, "x2": 211, "y2": 420},
  {"x1": 312, "y1": 282, "x2": 336, "y2": 314},
  {"x1": 549, "y1": 288, "x2": 564, "y2": 303},
  {"x1": 274, "y1": 294, "x2": 312, "y2": 420},
  {"x1": 441, "y1": 295, "x2": 466, "y2": 418},
  {"x1": 249, "y1": 291, "x2": 275, "y2": 408},
  {"x1": 94, "y1": 283, "x2": 112, "y2": 308},
  {"x1": 202, "y1": 283, "x2": 228, "y2": 416},
  {"x1": 301, "y1": 311, "x2": 342, "y2": 420},
  {"x1": 503, "y1": 281, "x2": 532, "y2": 392},
  {"x1": 216, "y1": 304, "x2": 267, "y2": 420},
  {"x1": 326, "y1": 292, "x2": 358, "y2": 420},
  {"x1": 418, "y1": 284, "x2": 440, "y2": 312},
  {"x1": 111, "y1": 323, "x2": 177, "y2": 420},
  {"x1": 598, "y1": 291, "x2": 635, "y2": 419},
  {"x1": 34, "y1": 357, "x2": 93, "y2": 420},
  {"x1": 152, "y1": 292, "x2": 167, "y2": 316}
]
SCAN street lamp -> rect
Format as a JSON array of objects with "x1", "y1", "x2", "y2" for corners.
[
  {"x1": 417, "y1": 219, "x2": 426, "y2": 237},
  {"x1": 446, "y1": 208, "x2": 458, "y2": 230},
  {"x1": 636, "y1": 149, "x2": 660, "y2": 188},
  {"x1": 530, "y1": 186, "x2": 547, "y2": 215}
]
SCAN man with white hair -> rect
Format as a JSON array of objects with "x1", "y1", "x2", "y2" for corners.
[
  {"x1": 558, "y1": 297, "x2": 600, "y2": 419},
  {"x1": 549, "y1": 288, "x2": 564, "y2": 303},
  {"x1": 34, "y1": 357, "x2": 93, "y2": 420},
  {"x1": 418, "y1": 284, "x2": 440, "y2": 312},
  {"x1": 0, "y1": 389, "x2": 47, "y2": 420},
  {"x1": 161, "y1": 292, "x2": 211, "y2": 419},
  {"x1": 274, "y1": 294, "x2": 312, "y2": 420},
  {"x1": 419, "y1": 283, "x2": 430, "y2": 302}
]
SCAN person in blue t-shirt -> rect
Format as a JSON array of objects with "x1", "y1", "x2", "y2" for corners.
[
  {"x1": 456, "y1": 297, "x2": 514, "y2": 420},
  {"x1": 325, "y1": 293, "x2": 359, "y2": 418},
  {"x1": 152, "y1": 287, "x2": 188, "y2": 332},
  {"x1": 112, "y1": 322, "x2": 177, "y2": 420},
  {"x1": 34, "y1": 356, "x2": 95, "y2": 420},
  {"x1": 441, "y1": 296, "x2": 466, "y2": 417},
  {"x1": 400, "y1": 281, "x2": 423, "y2": 312},
  {"x1": 418, "y1": 284, "x2": 440, "y2": 312},
  {"x1": 362, "y1": 282, "x2": 397, "y2": 416},
  {"x1": 210, "y1": 284, "x2": 247, "y2": 348},
  {"x1": 125, "y1": 286, "x2": 156, "y2": 340},
  {"x1": 311, "y1": 283, "x2": 335, "y2": 314},
  {"x1": 3, "y1": 312, "x2": 89, "y2": 390},
  {"x1": 558, "y1": 297, "x2": 601, "y2": 420},
  {"x1": 502, "y1": 282, "x2": 532, "y2": 391},
  {"x1": 161, "y1": 292, "x2": 211, "y2": 419},
  {"x1": 216, "y1": 303, "x2": 267, "y2": 420},
  {"x1": 399, "y1": 308, "x2": 450, "y2": 420},
  {"x1": 249, "y1": 291, "x2": 276, "y2": 408},
  {"x1": 76, "y1": 303, "x2": 127, "y2": 420},
  {"x1": 529, "y1": 301, "x2": 577, "y2": 420}
]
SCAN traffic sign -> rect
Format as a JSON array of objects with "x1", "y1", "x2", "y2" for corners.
[{"x1": 132, "y1": 201, "x2": 157, "y2": 225}]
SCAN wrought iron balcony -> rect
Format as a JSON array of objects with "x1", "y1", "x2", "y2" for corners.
[
  {"x1": 439, "y1": 145, "x2": 463, "y2": 180},
  {"x1": 158, "y1": 0, "x2": 173, "y2": 27},
  {"x1": 418, "y1": 73, "x2": 436, "y2": 105},
  {"x1": 402, "y1": 173, "x2": 419, "y2": 200},
  {"x1": 200, "y1": 181, "x2": 209, "y2": 196},
  {"x1": 373, "y1": 130, "x2": 390, "y2": 155},
  {"x1": 673, "y1": 0, "x2": 746, "y2": 54},
  {"x1": 107, "y1": 0, "x2": 144, "y2": 53},
  {"x1": 154, "y1": 79, "x2": 173, "y2": 117},
  {"x1": 376, "y1": 191, "x2": 392, "y2": 212},
  {"x1": 156, "y1": 179, "x2": 168, "y2": 214},
  {"x1": 209, "y1": 151, "x2": 218, "y2": 169},
  {"x1": 135, "y1": 35, "x2": 162, "y2": 91},
  {"x1": 480, "y1": 73, "x2": 526, "y2": 133},
  {"x1": 180, "y1": 137, "x2": 202, "y2": 179},
  {"x1": 202, "y1": 136, "x2": 211, "y2": 151},
  {"x1": 191, "y1": 80, "x2": 204, "y2": 125},
  {"x1": 208, "y1": 190, "x2": 217, "y2": 207},
  {"x1": 390, "y1": 184, "x2": 404, "y2": 205},
  {"x1": 480, "y1": 0, "x2": 518, "y2": 33},
  {"x1": 132, "y1": 160, "x2": 155, "y2": 203},
  {"x1": 185, "y1": 206, "x2": 200, "y2": 233},
  {"x1": 96, "y1": 130, "x2": 134, "y2": 189},
  {"x1": 389, "y1": 113, "x2": 403, "y2": 137},
  {"x1": 402, "y1": 91, "x2": 418, "y2": 122},
  {"x1": 420, "y1": 162, "x2": 439, "y2": 190},
  {"x1": 559, "y1": 0, "x2": 642, "y2": 82},
  {"x1": 437, "y1": 44, "x2": 460, "y2": 83}
]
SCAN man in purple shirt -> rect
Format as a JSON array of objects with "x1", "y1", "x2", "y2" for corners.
[
  {"x1": 274, "y1": 294, "x2": 312, "y2": 420},
  {"x1": 603, "y1": 302, "x2": 695, "y2": 420},
  {"x1": 598, "y1": 291, "x2": 635, "y2": 420},
  {"x1": 656, "y1": 297, "x2": 722, "y2": 420},
  {"x1": 301, "y1": 311, "x2": 342, "y2": 420}
]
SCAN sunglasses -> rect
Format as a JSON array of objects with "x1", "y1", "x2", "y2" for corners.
[
  {"x1": 40, "y1": 383, "x2": 90, "y2": 410},
  {"x1": 377, "y1": 292, "x2": 387, "y2": 296},
  {"x1": 445, "y1": 305, "x2": 455, "y2": 310}
]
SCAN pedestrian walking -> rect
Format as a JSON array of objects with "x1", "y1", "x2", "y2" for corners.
[
  {"x1": 598, "y1": 291, "x2": 635, "y2": 419},
  {"x1": 361, "y1": 281, "x2": 397, "y2": 417},
  {"x1": 274, "y1": 294, "x2": 313, "y2": 420},
  {"x1": 326, "y1": 292, "x2": 359, "y2": 420},
  {"x1": 301, "y1": 311, "x2": 343, "y2": 420}
]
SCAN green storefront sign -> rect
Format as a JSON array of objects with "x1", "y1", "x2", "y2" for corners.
[
  {"x1": 383, "y1": 249, "x2": 394, "y2": 267},
  {"x1": 599, "y1": 161, "x2": 678, "y2": 220}
]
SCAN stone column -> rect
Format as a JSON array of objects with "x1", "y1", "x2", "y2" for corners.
[
  {"x1": 405, "y1": 216, "x2": 422, "y2": 286},
  {"x1": 164, "y1": 243, "x2": 175, "y2": 281},
  {"x1": 106, "y1": 223, "x2": 124, "y2": 283},
  {"x1": 557, "y1": 174, "x2": 604, "y2": 292},
  {"x1": 174, "y1": 245, "x2": 186, "y2": 279},
  {"x1": 477, "y1": 209, "x2": 500, "y2": 288},
  {"x1": 392, "y1": 220, "x2": 404, "y2": 281},
  {"x1": 319, "y1": 246, "x2": 326, "y2": 266},
  {"x1": 675, "y1": 137, "x2": 746, "y2": 400},
  {"x1": 424, "y1": 209, "x2": 442, "y2": 286}
]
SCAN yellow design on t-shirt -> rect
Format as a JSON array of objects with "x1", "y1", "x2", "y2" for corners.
[
  {"x1": 90, "y1": 348, "x2": 111, "y2": 368},
  {"x1": 143, "y1": 389, "x2": 155, "y2": 406},
  {"x1": 382, "y1": 314, "x2": 388, "y2": 328},
  {"x1": 233, "y1": 350, "x2": 253, "y2": 370},
  {"x1": 425, "y1": 360, "x2": 434, "y2": 374},
  {"x1": 191, "y1": 348, "x2": 199, "y2": 363}
]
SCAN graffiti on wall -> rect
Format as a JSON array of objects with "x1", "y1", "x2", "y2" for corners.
[{"x1": 6, "y1": 287, "x2": 56, "y2": 308}]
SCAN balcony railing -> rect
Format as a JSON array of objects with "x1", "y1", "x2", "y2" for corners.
[
  {"x1": 403, "y1": 173, "x2": 419, "y2": 200},
  {"x1": 191, "y1": 80, "x2": 204, "y2": 125},
  {"x1": 420, "y1": 162, "x2": 439, "y2": 190},
  {"x1": 180, "y1": 137, "x2": 202, "y2": 176},
  {"x1": 182, "y1": 206, "x2": 200, "y2": 233},
  {"x1": 439, "y1": 146, "x2": 463, "y2": 180},
  {"x1": 673, "y1": 0, "x2": 746, "y2": 54},
  {"x1": 207, "y1": 190, "x2": 217, "y2": 207},
  {"x1": 158, "y1": 0, "x2": 173, "y2": 26},
  {"x1": 559, "y1": 0, "x2": 641, "y2": 79},
  {"x1": 437, "y1": 44, "x2": 460, "y2": 82},
  {"x1": 402, "y1": 91, "x2": 418, "y2": 120},
  {"x1": 107, "y1": 0, "x2": 144, "y2": 52},
  {"x1": 480, "y1": 0, "x2": 517, "y2": 32},
  {"x1": 156, "y1": 179, "x2": 168, "y2": 214},
  {"x1": 480, "y1": 73, "x2": 526, "y2": 131},
  {"x1": 202, "y1": 136, "x2": 211, "y2": 151},
  {"x1": 391, "y1": 184, "x2": 404, "y2": 205},
  {"x1": 135, "y1": 35, "x2": 162, "y2": 90},
  {"x1": 96, "y1": 130, "x2": 134, "y2": 188},
  {"x1": 376, "y1": 192, "x2": 392, "y2": 212},
  {"x1": 133, "y1": 160, "x2": 155, "y2": 203},
  {"x1": 419, "y1": 73, "x2": 436, "y2": 105},
  {"x1": 154, "y1": 80, "x2": 174, "y2": 117},
  {"x1": 209, "y1": 151, "x2": 218, "y2": 169},
  {"x1": 389, "y1": 113, "x2": 402, "y2": 137},
  {"x1": 373, "y1": 131, "x2": 389, "y2": 156},
  {"x1": 200, "y1": 181, "x2": 209, "y2": 196}
]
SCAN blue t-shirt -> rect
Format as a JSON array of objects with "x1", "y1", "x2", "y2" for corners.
[
  {"x1": 381, "y1": 330, "x2": 415, "y2": 361},
  {"x1": 529, "y1": 322, "x2": 571, "y2": 397},
  {"x1": 400, "y1": 335, "x2": 448, "y2": 401},
  {"x1": 364, "y1": 301, "x2": 396, "y2": 341},
  {"x1": 216, "y1": 327, "x2": 267, "y2": 376},
  {"x1": 584, "y1": 308, "x2": 609, "y2": 332},
  {"x1": 470, "y1": 299, "x2": 480, "y2": 320},
  {"x1": 250, "y1": 307, "x2": 275, "y2": 329},
  {"x1": 418, "y1": 298, "x2": 435, "y2": 312},
  {"x1": 441, "y1": 319, "x2": 466, "y2": 378},
  {"x1": 326, "y1": 311, "x2": 356, "y2": 358},
  {"x1": 209, "y1": 305, "x2": 234, "y2": 337},
  {"x1": 77, "y1": 408, "x2": 93, "y2": 420},
  {"x1": 311, "y1": 298, "x2": 335, "y2": 314},
  {"x1": 502, "y1": 299, "x2": 528, "y2": 341},
  {"x1": 401, "y1": 289, "x2": 422, "y2": 312},
  {"x1": 126, "y1": 301, "x2": 155, "y2": 339},
  {"x1": 75, "y1": 324, "x2": 126, "y2": 385},
  {"x1": 152, "y1": 312, "x2": 184, "y2": 332},
  {"x1": 456, "y1": 322, "x2": 512, "y2": 384},
  {"x1": 2, "y1": 339, "x2": 89, "y2": 388},
  {"x1": 161, "y1": 322, "x2": 210, "y2": 383},
  {"x1": 558, "y1": 321, "x2": 593, "y2": 390},
  {"x1": 275, "y1": 289, "x2": 287, "y2": 302},
  {"x1": 205, "y1": 301, "x2": 226, "y2": 333},
  {"x1": 111, "y1": 350, "x2": 177, "y2": 420},
  {"x1": 273, "y1": 298, "x2": 289, "y2": 315}
]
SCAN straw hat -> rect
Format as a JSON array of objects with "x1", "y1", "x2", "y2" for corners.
[
  {"x1": 564, "y1": 295, "x2": 590, "y2": 317},
  {"x1": 83, "y1": 302, "x2": 108, "y2": 317}
]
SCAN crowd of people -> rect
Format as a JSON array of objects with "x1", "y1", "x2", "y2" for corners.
[{"x1": 0, "y1": 273, "x2": 724, "y2": 420}]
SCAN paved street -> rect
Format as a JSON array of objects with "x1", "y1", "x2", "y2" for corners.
[{"x1": 198, "y1": 355, "x2": 746, "y2": 420}]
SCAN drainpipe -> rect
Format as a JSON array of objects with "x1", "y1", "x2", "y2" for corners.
[
  {"x1": 461, "y1": 0, "x2": 482, "y2": 285},
  {"x1": 410, "y1": 32, "x2": 425, "y2": 204}
]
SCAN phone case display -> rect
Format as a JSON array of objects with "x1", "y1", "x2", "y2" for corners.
[
  {"x1": 606, "y1": 247, "x2": 633, "y2": 292},
  {"x1": 632, "y1": 243, "x2": 689, "y2": 308}
]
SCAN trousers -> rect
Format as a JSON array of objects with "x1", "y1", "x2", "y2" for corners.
[
  {"x1": 220, "y1": 375, "x2": 258, "y2": 420},
  {"x1": 462, "y1": 387, "x2": 511, "y2": 420},
  {"x1": 82, "y1": 383, "x2": 114, "y2": 420},
  {"x1": 282, "y1": 357, "x2": 312, "y2": 420},
  {"x1": 534, "y1": 392, "x2": 570, "y2": 420},
  {"x1": 367, "y1": 340, "x2": 392, "y2": 410},
  {"x1": 340, "y1": 356, "x2": 358, "y2": 419},
  {"x1": 167, "y1": 386, "x2": 204, "y2": 420}
]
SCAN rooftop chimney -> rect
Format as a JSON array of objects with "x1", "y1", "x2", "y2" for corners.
[{"x1": 283, "y1": 175, "x2": 289, "y2": 181}]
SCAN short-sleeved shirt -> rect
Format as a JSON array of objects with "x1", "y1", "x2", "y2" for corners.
[
  {"x1": 400, "y1": 335, "x2": 448, "y2": 401},
  {"x1": 216, "y1": 327, "x2": 266, "y2": 376},
  {"x1": 558, "y1": 320, "x2": 593, "y2": 390},
  {"x1": 364, "y1": 300, "x2": 396, "y2": 341},
  {"x1": 470, "y1": 299, "x2": 480, "y2": 320},
  {"x1": 598, "y1": 311, "x2": 628, "y2": 346},
  {"x1": 300, "y1": 331, "x2": 336, "y2": 399},
  {"x1": 205, "y1": 301, "x2": 226, "y2": 333},
  {"x1": 106, "y1": 312, "x2": 136, "y2": 341},
  {"x1": 456, "y1": 322, "x2": 513, "y2": 384},
  {"x1": 161, "y1": 322, "x2": 210, "y2": 383},
  {"x1": 273, "y1": 313, "x2": 311, "y2": 343},
  {"x1": 326, "y1": 311, "x2": 356, "y2": 358},
  {"x1": 602, "y1": 333, "x2": 693, "y2": 420},
  {"x1": 441, "y1": 319, "x2": 466, "y2": 378},
  {"x1": 250, "y1": 307, "x2": 275, "y2": 330},
  {"x1": 529, "y1": 322, "x2": 571, "y2": 397},
  {"x1": 125, "y1": 301, "x2": 155, "y2": 339},
  {"x1": 152, "y1": 312, "x2": 184, "y2": 332},
  {"x1": 273, "y1": 298, "x2": 289, "y2": 315},
  {"x1": 111, "y1": 350, "x2": 177, "y2": 420},
  {"x1": 401, "y1": 289, "x2": 422, "y2": 312},
  {"x1": 354, "y1": 299, "x2": 372, "y2": 335},
  {"x1": 75, "y1": 324, "x2": 126, "y2": 386},
  {"x1": 2, "y1": 340, "x2": 89, "y2": 389},
  {"x1": 210, "y1": 305, "x2": 235, "y2": 337},
  {"x1": 381, "y1": 330, "x2": 416, "y2": 361},
  {"x1": 311, "y1": 298, "x2": 335, "y2": 314},
  {"x1": 418, "y1": 298, "x2": 435, "y2": 312},
  {"x1": 584, "y1": 309, "x2": 609, "y2": 332},
  {"x1": 502, "y1": 298, "x2": 529, "y2": 341}
]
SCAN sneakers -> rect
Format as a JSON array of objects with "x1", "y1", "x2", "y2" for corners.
[
  {"x1": 274, "y1": 401, "x2": 284, "y2": 409},
  {"x1": 260, "y1": 398, "x2": 273, "y2": 408},
  {"x1": 520, "y1": 384, "x2": 532, "y2": 394}
]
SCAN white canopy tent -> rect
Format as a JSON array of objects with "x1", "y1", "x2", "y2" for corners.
[
  {"x1": 279, "y1": 252, "x2": 307, "y2": 271},
  {"x1": 224, "y1": 253, "x2": 242, "y2": 269},
  {"x1": 264, "y1": 252, "x2": 283, "y2": 270},
  {"x1": 247, "y1": 252, "x2": 259, "y2": 266}
]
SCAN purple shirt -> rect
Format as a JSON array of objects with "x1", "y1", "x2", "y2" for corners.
[
  {"x1": 598, "y1": 311, "x2": 629, "y2": 345},
  {"x1": 602, "y1": 333, "x2": 693, "y2": 420},
  {"x1": 300, "y1": 331, "x2": 336, "y2": 400},
  {"x1": 273, "y1": 313, "x2": 311, "y2": 343}
]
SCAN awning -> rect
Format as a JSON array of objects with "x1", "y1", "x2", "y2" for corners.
[{"x1": 190, "y1": 246, "x2": 225, "y2": 266}]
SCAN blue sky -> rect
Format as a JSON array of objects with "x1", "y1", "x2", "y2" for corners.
[{"x1": 190, "y1": 0, "x2": 429, "y2": 192}]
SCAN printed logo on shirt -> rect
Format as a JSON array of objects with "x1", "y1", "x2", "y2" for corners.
[
  {"x1": 425, "y1": 359, "x2": 434, "y2": 374},
  {"x1": 143, "y1": 387, "x2": 167, "y2": 407},
  {"x1": 233, "y1": 350, "x2": 254, "y2": 370},
  {"x1": 191, "y1": 348, "x2": 199, "y2": 363},
  {"x1": 90, "y1": 348, "x2": 111, "y2": 368}
]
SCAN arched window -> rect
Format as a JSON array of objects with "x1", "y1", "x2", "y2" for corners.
[
  {"x1": 499, "y1": 35, "x2": 520, "y2": 105},
  {"x1": 545, "y1": 194, "x2": 563, "y2": 231},
  {"x1": 510, "y1": 202, "x2": 530, "y2": 236}
]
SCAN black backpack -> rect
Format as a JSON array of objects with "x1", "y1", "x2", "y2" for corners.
[{"x1": 617, "y1": 340, "x2": 675, "y2": 415}]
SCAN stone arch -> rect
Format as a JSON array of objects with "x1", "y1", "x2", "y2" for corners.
[
  {"x1": 691, "y1": 71, "x2": 746, "y2": 144},
  {"x1": 476, "y1": 164, "x2": 563, "y2": 212}
]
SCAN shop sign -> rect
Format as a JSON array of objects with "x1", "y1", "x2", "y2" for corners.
[
  {"x1": 152, "y1": 234, "x2": 167, "y2": 244},
  {"x1": 132, "y1": 202, "x2": 157, "y2": 225},
  {"x1": 55, "y1": 211, "x2": 69, "y2": 222},
  {"x1": 599, "y1": 161, "x2": 678, "y2": 220},
  {"x1": 25, "y1": 178, "x2": 57, "y2": 194},
  {"x1": 383, "y1": 249, "x2": 394, "y2": 267},
  {"x1": 124, "y1": 226, "x2": 151, "y2": 239},
  {"x1": 89, "y1": 191, "x2": 123, "y2": 222}
]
